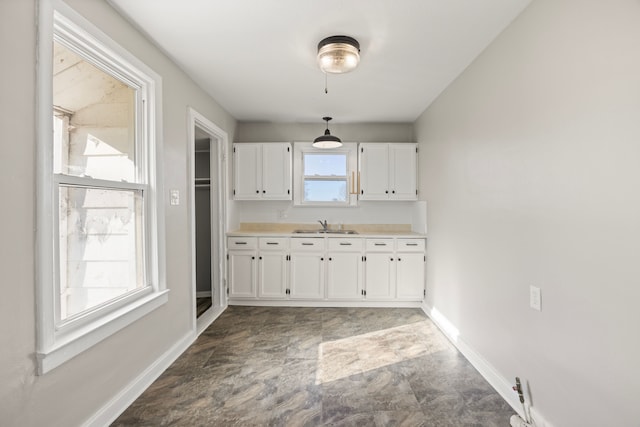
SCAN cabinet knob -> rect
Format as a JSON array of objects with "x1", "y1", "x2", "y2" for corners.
[
  {"x1": 398, "y1": 257, "x2": 401, "y2": 261},
  {"x1": 262, "y1": 190, "x2": 266, "y2": 193},
  {"x1": 385, "y1": 190, "x2": 388, "y2": 194},
  {"x1": 392, "y1": 190, "x2": 396, "y2": 194},
  {"x1": 256, "y1": 190, "x2": 259, "y2": 193}
]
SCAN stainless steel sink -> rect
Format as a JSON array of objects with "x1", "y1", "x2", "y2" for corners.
[{"x1": 292, "y1": 229, "x2": 358, "y2": 235}]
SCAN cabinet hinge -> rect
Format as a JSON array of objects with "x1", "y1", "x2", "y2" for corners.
[
  {"x1": 233, "y1": 147, "x2": 236, "y2": 153},
  {"x1": 233, "y1": 189, "x2": 236, "y2": 195},
  {"x1": 226, "y1": 287, "x2": 229, "y2": 295},
  {"x1": 423, "y1": 289, "x2": 426, "y2": 296},
  {"x1": 287, "y1": 146, "x2": 290, "y2": 152},
  {"x1": 226, "y1": 254, "x2": 229, "y2": 260},
  {"x1": 416, "y1": 147, "x2": 418, "y2": 153}
]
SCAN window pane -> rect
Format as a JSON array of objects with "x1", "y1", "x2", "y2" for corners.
[
  {"x1": 58, "y1": 186, "x2": 145, "y2": 320},
  {"x1": 53, "y1": 41, "x2": 137, "y2": 182},
  {"x1": 304, "y1": 153, "x2": 347, "y2": 176},
  {"x1": 304, "y1": 180, "x2": 347, "y2": 202}
]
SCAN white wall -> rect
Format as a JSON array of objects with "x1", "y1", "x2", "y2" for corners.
[
  {"x1": 415, "y1": 0, "x2": 640, "y2": 426},
  {"x1": 0, "y1": 0, "x2": 236, "y2": 425},
  {"x1": 233, "y1": 122, "x2": 424, "y2": 230}
]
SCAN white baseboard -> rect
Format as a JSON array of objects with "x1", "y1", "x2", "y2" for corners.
[
  {"x1": 82, "y1": 331, "x2": 196, "y2": 427},
  {"x1": 421, "y1": 302, "x2": 553, "y2": 427}
]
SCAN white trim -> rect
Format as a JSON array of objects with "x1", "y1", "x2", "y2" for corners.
[
  {"x1": 81, "y1": 331, "x2": 194, "y2": 427},
  {"x1": 196, "y1": 291, "x2": 212, "y2": 298},
  {"x1": 292, "y1": 142, "x2": 359, "y2": 207},
  {"x1": 187, "y1": 107, "x2": 229, "y2": 335},
  {"x1": 36, "y1": 0, "x2": 166, "y2": 374},
  {"x1": 421, "y1": 301, "x2": 554, "y2": 427}
]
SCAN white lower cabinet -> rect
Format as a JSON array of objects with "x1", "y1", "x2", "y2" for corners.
[
  {"x1": 228, "y1": 237, "x2": 258, "y2": 298},
  {"x1": 228, "y1": 235, "x2": 425, "y2": 303},
  {"x1": 326, "y1": 238, "x2": 363, "y2": 300},
  {"x1": 289, "y1": 238, "x2": 325, "y2": 299},
  {"x1": 364, "y1": 239, "x2": 396, "y2": 300},
  {"x1": 257, "y1": 238, "x2": 289, "y2": 299},
  {"x1": 395, "y1": 239, "x2": 426, "y2": 300},
  {"x1": 364, "y1": 238, "x2": 425, "y2": 300}
]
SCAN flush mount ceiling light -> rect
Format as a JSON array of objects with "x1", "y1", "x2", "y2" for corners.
[
  {"x1": 317, "y1": 35, "x2": 360, "y2": 74},
  {"x1": 313, "y1": 116, "x2": 342, "y2": 149}
]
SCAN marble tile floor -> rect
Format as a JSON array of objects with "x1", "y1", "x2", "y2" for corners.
[{"x1": 113, "y1": 307, "x2": 515, "y2": 426}]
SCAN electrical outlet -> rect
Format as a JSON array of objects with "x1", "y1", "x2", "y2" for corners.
[
  {"x1": 170, "y1": 189, "x2": 179, "y2": 206},
  {"x1": 529, "y1": 286, "x2": 541, "y2": 311}
]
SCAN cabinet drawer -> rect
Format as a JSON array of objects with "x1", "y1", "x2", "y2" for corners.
[
  {"x1": 259, "y1": 237, "x2": 289, "y2": 250},
  {"x1": 327, "y1": 238, "x2": 363, "y2": 251},
  {"x1": 291, "y1": 238, "x2": 325, "y2": 251},
  {"x1": 396, "y1": 239, "x2": 425, "y2": 252},
  {"x1": 365, "y1": 239, "x2": 394, "y2": 252},
  {"x1": 228, "y1": 237, "x2": 258, "y2": 249}
]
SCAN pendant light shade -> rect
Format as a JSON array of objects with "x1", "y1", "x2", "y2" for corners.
[
  {"x1": 313, "y1": 117, "x2": 342, "y2": 149},
  {"x1": 317, "y1": 35, "x2": 360, "y2": 74}
]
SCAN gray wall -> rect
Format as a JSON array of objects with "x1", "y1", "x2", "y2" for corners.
[
  {"x1": 0, "y1": 0, "x2": 236, "y2": 425},
  {"x1": 235, "y1": 121, "x2": 414, "y2": 143},
  {"x1": 414, "y1": 0, "x2": 640, "y2": 425}
]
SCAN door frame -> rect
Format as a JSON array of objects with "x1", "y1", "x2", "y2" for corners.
[{"x1": 187, "y1": 107, "x2": 228, "y2": 334}]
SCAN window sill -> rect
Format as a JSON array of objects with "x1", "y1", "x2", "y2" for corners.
[{"x1": 37, "y1": 289, "x2": 169, "y2": 374}]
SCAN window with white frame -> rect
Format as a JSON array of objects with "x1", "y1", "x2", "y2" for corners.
[
  {"x1": 36, "y1": 1, "x2": 166, "y2": 374},
  {"x1": 293, "y1": 142, "x2": 358, "y2": 206}
]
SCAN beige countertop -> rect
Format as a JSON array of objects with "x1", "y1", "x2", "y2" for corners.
[{"x1": 227, "y1": 223, "x2": 427, "y2": 238}]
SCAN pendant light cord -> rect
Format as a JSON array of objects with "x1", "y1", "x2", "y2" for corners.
[{"x1": 324, "y1": 72, "x2": 328, "y2": 94}]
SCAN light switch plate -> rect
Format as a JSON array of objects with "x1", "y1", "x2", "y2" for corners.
[
  {"x1": 170, "y1": 189, "x2": 179, "y2": 206},
  {"x1": 530, "y1": 285, "x2": 541, "y2": 311}
]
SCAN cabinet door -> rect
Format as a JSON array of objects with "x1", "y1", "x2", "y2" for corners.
[
  {"x1": 327, "y1": 252, "x2": 362, "y2": 300},
  {"x1": 364, "y1": 253, "x2": 395, "y2": 300},
  {"x1": 390, "y1": 143, "x2": 417, "y2": 200},
  {"x1": 262, "y1": 143, "x2": 292, "y2": 200},
  {"x1": 228, "y1": 251, "x2": 256, "y2": 298},
  {"x1": 395, "y1": 253, "x2": 425, "y2": 300},
  {"x1": 258, "y1": 252, "x2": 288, "y2": 299},
  {"x1": 359, "y1": 144, "x2": 389, "y2": 200},
  {"x1": 233, "y1": 144, "x2": 261, "y2": 199},
  {"x1": 289, "y1": 252, "x2": 325, "y2": 299}
]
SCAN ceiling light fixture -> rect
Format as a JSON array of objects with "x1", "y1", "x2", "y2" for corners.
[
  {"x1": 317, "y1": 35, "x2": 360, "y2": 74},
  {"x1": 313, "y1": 117, "x2": 342, "y2": 149}
]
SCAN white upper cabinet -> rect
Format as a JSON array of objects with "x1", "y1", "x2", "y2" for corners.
[
  {"x1": 233, "y1": 143, "x2": 292, "y2": 200},
  {"x1": 358, "y1": 143, "x2": 417, "y2": 201}
]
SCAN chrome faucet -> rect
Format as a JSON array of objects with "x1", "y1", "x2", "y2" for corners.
[{"x1": 318, "y1": 219, "x2": 328, "y2": 231}]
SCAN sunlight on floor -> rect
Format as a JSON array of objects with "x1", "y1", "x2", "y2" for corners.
[{"x1": 315, "y1": 320, "x2": 450, "y2": 384}]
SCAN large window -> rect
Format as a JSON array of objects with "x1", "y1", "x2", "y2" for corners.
[
  {"x1": 293, "y1": 142, "x2": 358, "y2": 206},
  {"x1": 36, "y1": 2, "x2": 166, "y2": 373}
]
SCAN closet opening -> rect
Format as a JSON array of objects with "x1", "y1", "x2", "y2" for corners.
[{"x1": 188, "y1": 108, "x2": 228, "y2": 334}]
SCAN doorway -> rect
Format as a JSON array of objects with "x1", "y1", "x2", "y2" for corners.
[{"x1": 188, "y1": 108, "x2": 228, "y2": 334}]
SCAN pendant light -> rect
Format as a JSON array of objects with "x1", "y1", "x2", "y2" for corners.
[
  {"x1": 313, "y1": 117, "x2": 342, "y2": 149},
  {"x1": 317, "y1": 36, "x2": 360, "y2": 74}
]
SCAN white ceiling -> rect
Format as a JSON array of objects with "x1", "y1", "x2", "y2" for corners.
[{"x1": 109, "y1": 0, "x2": 531, "y2": 124}]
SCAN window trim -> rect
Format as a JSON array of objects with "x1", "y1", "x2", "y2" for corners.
[
  {"x1": 293, "y1": 142, "x2": 358, "y2": 207},
  {"x1": 36, "y1": 0, "x2": 167, "y2": 374}
]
